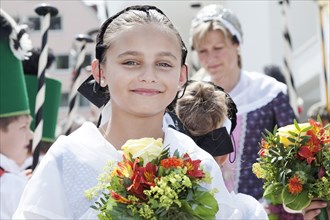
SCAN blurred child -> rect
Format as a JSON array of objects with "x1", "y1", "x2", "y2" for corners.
[
  {"x1": 175, "y1": 80, "x2": 235, "y2": 165},
  {"x1": 0, "y1": 9, "x2": 33, "y2": 219}
]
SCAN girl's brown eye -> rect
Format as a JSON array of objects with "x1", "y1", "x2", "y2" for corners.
[{"x1": 123, "y1": 61, "x2": 138, "y2": 66}]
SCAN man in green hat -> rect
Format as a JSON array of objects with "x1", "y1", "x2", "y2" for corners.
[
  {"x1": 0, "y1": 9, "x2": 34, "y2": 219},
  {"x1": 23, "y1": 47, "x2": 62, "y2": 155}
]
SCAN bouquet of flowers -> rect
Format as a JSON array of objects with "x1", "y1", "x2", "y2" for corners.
[
  {"x1": 85, "y1": 138, "x2": 219, "y2": 220},
  {"x1": 252, "y1": 119, "x2": 330, "y2": 220}
]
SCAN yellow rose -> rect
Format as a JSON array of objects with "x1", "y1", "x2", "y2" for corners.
[
  {"x1": 121, "y1": 138, "x2": 163, "y2": 165},
  {"x1": 277, "y1": 123, "x2": 310, "y2": 147}
]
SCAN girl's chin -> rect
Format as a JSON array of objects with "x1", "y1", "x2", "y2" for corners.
[{"x1": 208, "y1": 70, "x2": 222, "y2": 77}]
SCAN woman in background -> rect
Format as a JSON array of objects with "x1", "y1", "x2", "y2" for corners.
[{"x1": 190, "y1": 4, "x2": 298, "y2": 219}]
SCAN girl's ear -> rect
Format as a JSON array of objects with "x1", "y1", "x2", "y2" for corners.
[
  {"x1": 179, "y1": 64, "x2": 188, "y2": 87},
  {"x1": 91, "y1": 59, "x2": 106, "y2": 87}
]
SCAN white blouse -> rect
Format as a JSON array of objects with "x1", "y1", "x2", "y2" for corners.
[{"x1": 13, "y1": 122, "x2": 267, "y2": 219}]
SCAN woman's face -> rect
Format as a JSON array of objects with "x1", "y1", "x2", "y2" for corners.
[
  {"x1": 196, "y1": 30, "x2": 239, "y2": 77},
  {"x1": 100, "y1": 24, "x2": 187, "y2": 118}
]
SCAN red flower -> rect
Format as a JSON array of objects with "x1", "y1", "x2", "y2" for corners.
[
  {"x1": 306, "y1": 130, "x2": 321, "y2": 149},
  {"x1": 160, "y1": 157, "x2": 184, "y2": 169},
  {"x1": 259, "y1": 148, "x2": 266, "y2": 157},
  {"x1": 140, "y1": 162, "x2": 157, "y2": 187},
  {"x1": 288, "y1": 176, "x2": 303, "y2": 195},
  {"x1": 183, "y1": 153, "x2": 205, "y2": 179},
  {"x1": 126, "y1": 158, "x2": 146, "y2": 200},
  {"x1": 298, "y1": 146, "x2": 316, "y2": 165}
]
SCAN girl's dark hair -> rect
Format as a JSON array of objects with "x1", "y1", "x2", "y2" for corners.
[{"x1": 95, "y1": 5, "x2": 187, "y2": 65}]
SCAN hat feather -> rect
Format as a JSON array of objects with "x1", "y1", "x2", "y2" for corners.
[{"x1": 0, "y1": 9, "x2": 32, "y2": 60}]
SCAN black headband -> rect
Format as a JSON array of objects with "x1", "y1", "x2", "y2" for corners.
[
  {"x1": 95, "y1": 5, "x2": 187, "y2": 65},
  {"x1": 189, "y1": 126, "x2": 234, "y2": 157}
]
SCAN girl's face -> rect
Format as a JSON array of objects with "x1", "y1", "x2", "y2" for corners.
[
  {"x1": 0, "y1": 115, "x2": 33, "y2": 165},
  {"x1": 100, "y1": 24, "x2": 187, "y2": 118},
  {"x1": 196, "y1": 30, "x2": 239, "y2": 77}
]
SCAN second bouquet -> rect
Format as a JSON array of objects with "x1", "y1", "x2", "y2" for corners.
[{"x1": 252, "y1": 119, "x2": 330, "y2": 219}]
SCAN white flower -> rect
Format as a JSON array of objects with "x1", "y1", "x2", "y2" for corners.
[{"x1": 122, "y1": 138, "x2": 163, "y2": 165}]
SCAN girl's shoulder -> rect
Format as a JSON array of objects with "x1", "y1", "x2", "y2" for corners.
[{"x1": 46, "y1": 122, "x2": 119, "y2": 165}]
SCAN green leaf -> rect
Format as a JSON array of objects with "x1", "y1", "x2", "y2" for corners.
[
  {"x1": 288, "y1": 131, "x2": 299, "y2": 137},
  {"x1": 105, "y1": 200, "x2": 138, "y2": 220},
  {"x1": 281, "y1": 186, "x2": 311, "y2": 210},
  {"x1": 181, "y1": 186, "x2": 219, "y2": 218},
  {"x1": 91, "y1": 205, "x2": 98, "y2": 210},
  {"x1": 173, "y1": 149, "x2": 180, "y2": 158},
  {"x1": 301, "y1": 125, "x2": 312, "y2": 133},
  {"x1": 294, "y1": 119, "x2": 300, "y2": 131},
  {"x1": 263, "y1": 183, "x2": 284, "y2": 204}
]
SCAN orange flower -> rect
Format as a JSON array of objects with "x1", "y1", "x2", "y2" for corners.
[
  {"x1": 112, "y1": 156, "x2": 133, "y2": 178},
  {"x1": 288, "y1": 176, "x2": 303, "y2": 195},
  {"x1": 111, "y1": 191, "x2": 131, "y2": 204},
  {"x1": 260, "y1": 139, "x2": 269, "y2": 149},
  {"x1": 309, "y1": 119, "x2": 330, "y2": 144},
  {"x1": 160, "y1": 157, "x2": 184, "y2": 169}
]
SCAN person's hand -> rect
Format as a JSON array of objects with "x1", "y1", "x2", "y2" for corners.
[{"x1": 303, "y1": 200, "x2": 329, "y2": 220}]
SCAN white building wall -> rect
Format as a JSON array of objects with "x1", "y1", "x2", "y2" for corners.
[{"x1": 2, "y1": 0, "x2": 329, "y2": 124}]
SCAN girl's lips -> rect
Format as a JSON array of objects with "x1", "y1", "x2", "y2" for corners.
[
  {"x1": 208, "y1": 64, "x2": 221, "y2": 70},
  {"x1": 131, "y1": 88, "x2": 162, "y2": 96}
]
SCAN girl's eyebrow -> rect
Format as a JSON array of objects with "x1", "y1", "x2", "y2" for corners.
[
  {"x1": 157, "y1": 52, "x2": 177, "y2": 60},
  {"x1": 118, "y1": 51, "x2": 140, "y2": 57},
  {"x1": 118, "y1": 51, "x2": 177, "y2": 60}
]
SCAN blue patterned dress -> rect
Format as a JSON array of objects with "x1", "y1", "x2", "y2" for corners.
[{"x1": 220, "y1": 70, "x2": 296, "y2": 200}]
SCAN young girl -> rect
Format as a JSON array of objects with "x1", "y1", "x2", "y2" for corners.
[
  {"x1": 14, "y1": 5, "x2": 267, "y2": 219},
  {"x1": 174, "y1": 80, "x2": 235, "y2": 165}
]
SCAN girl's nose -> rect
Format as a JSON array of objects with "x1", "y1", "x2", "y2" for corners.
[{"x1": 138, "y1": 66, "x2": 157, "y2": 83}]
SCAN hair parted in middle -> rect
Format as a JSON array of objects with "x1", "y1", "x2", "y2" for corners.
[{"x1": 95, "y1": 5, "x2": 187, "y2": 66}]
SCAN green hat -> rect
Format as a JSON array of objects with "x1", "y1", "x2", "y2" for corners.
[
  {"x1": 25, "y1": 75, "x2": 62, "y2": 142},
  {"x1": 0, "y1": 9, "x2": 32, "y2": 118}
]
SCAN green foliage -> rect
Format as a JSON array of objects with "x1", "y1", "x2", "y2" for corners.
[
  {"x1": 252, "y1": 120, "x2": 330, "y2": 211},
  {"x1": 282, "y1": 186, "x2": 311, "y2": 210}
]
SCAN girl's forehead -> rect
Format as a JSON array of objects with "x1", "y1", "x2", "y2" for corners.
[
  {"x1": 119, "y1": 23, "x2": 175, "y2": 38},
  {"x1": 109, "y1": 24, "x2": 182, "y2": 54}
]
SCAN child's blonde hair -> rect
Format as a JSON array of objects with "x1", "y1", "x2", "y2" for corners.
[{"x1": 175, "y1": 81, "x2": 228, "y2": 136}]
